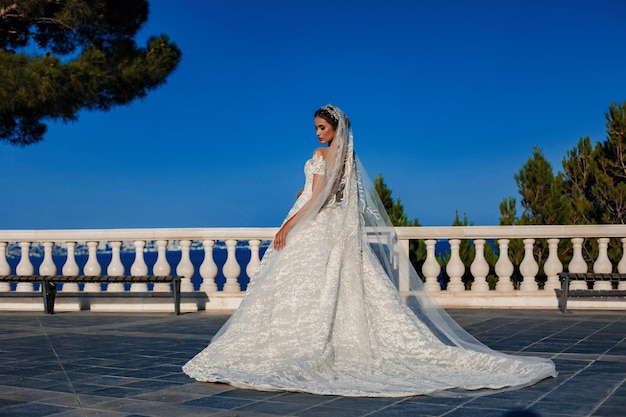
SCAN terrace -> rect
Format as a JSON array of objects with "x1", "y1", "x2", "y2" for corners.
[
  {"x1": 0, "y1": 309, "x2": 624, "y2": 417},
  {"x1": 1, "y1": 224, "x2": 626, "y2": 416}
]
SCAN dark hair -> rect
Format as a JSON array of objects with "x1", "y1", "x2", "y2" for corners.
[{"x1": 314, "y1": 105, "x2": 351, "y2": 130}]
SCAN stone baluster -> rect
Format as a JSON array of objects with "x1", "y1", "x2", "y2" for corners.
[
  {"x1": 106, "y1": 241, "x2": 126, "y2": 292},
  {"x1": 153, "y1": 240, "x2": 172, "y2": 292},
  {"x1": 543, "y1": 238, "x2": 563, "y2": 291},
  {"x1": 0, "y1": 242, "x2": 10, "y2": 291},
  {"x1": 593, "y1": 237, "x2": 613, "y2": 290},
  {"x1": 37, "y1": 241, "x2": 58, "y2": 300},
  {"x1": 422, "y1": 239, "x2": 441, "y2": 292},
  {"x1": 568, "y1": 238, "x2": 588, "y2": 290},
  {"x1": 519, "y1": 239, "x2": 539, "y2": 291},
  {"x1": 130, "y1": 240, "x2": 148, "y2": 292},
  {"x1": 61, "y1": 242, "x2": 80, "y2": 292},
  {"x1": 618, "y1": 238, "x2": 626, "y2": 290},
  {"x1": 495, "y1": 239, "x2": 515, "y2": 291},
  {"x1": 15, "y1": 242, "x2": 34, "y2": 292},
  {"x1": 83, "y1": 241, "x2": 102, "y2": 292},
  {"x1": 446, "y1": 239, "x2": 465, "y2": 291},
  {"x1": 470, "y1": 239, "x2": 490, "y2": 292},
  {"x1": 223, "y1": 239, "x2": 241, "y2": 293},
  {"x1": 176, "y1": 240, "x2": 195, "y2": 292},
  {"x1": 397, "y1": 239, "x2": 410, "y2": 293},
  {"x1": 245, "y1": 239, "x2": 262, "y2": 284},
  {"x1": 39, "y1": 242, "x2": 57, "y2": 276},
  {"x1": 199, "y1": 240, "x2": 218, "y2": 293}
]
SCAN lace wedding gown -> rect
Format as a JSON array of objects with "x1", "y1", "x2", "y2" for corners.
[{"x1": 183, "y1": 152, "x2": 557, "y2": 397}]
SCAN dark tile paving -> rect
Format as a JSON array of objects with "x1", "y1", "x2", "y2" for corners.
[{"x1": 0, "y1": 309, "x2": 624, "y2": 417}]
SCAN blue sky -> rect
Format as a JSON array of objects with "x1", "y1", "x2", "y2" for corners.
[{"x1": 1, "y1": 0, "x2": 625, "y2": 230}]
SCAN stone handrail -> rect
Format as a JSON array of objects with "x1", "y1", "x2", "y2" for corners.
[{"x1": 2, "y1": 225, "x2": 626, "y2": 311}]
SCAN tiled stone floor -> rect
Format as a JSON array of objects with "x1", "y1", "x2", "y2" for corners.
[{"x1": 0, "y1": 309, "x2": 624, "y2": 417}]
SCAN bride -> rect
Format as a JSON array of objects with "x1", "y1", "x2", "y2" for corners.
[{"x1": 182, "y1": 104, "x2": 557, "y2": 397}]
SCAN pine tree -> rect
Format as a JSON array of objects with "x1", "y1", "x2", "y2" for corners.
[
  {"x1": 0, "y1": 0, "x2": 182, "y2": 145},
  {"x1": 503, "y1": 102, "x2": 626, "y2": 275},
  {"x1": 515, "y1": 146, "x2": 572, "y2": 225},
  {"x1": 374, "y1": 174, "x2": 409, "y2": 226},
  {"x1": 562, "y1": 136, "x2": 596, "y2": 224},
  {"x1": 591, "y1": 103, "x2": 626, "y2": 224},
  {"x1": 499, "y1": 197, "x2": 518, "y2": 226}
]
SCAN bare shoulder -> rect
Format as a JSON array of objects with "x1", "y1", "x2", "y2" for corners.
[{"x1": 313, "y1": 147, "x2": 329, "y2": 159}]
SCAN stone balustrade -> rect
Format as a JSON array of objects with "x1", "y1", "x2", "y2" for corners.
[{"x1": 1, "y1": 225, "x2": 626, "y2": 312}]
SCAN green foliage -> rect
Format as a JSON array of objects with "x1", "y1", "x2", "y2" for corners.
[
  {"x1": 508, "y1": 101, "x2": 626, "y2": 227},
  {"x1": 499, "y1": 197, "x2": 517, "y2": 226},
  {"x1": 561, "y1": 103, "x2": 626, "y2": 266},
  {"x1": 500, "y1": 101, "x2": 626, "y2": 274},
  {"x1": 374, "y1": 173, "x2": 409, "y2": 226},
  {"x1": 0, "y1": 0, "x2": 182, "y2": 145},
  {"x1": 514, "y1": 146, "x2": 572, "y2": 225},
  {"x1": 562, "y1": 136, "x2": 596, "y2": 223},
  {"x1": 590, "y1": 103, "x2": 626, "y2": 223}
]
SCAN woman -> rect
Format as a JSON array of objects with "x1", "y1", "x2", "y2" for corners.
[{"x1": 183, "y1": 104, "x2": 556, "y2": 397}]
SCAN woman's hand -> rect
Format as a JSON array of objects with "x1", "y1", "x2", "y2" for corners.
[{"x1": 274, "y1": 221, "x2": 292, "y2": 251}]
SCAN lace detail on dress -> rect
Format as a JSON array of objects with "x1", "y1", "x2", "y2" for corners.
[{"x1": 309, "y1": 153, "x2": 326, "y2": 176}]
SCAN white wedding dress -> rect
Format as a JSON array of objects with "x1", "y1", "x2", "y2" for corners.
[{"x1": 182, "y1": 152, "x2": 557, "y2": 397}]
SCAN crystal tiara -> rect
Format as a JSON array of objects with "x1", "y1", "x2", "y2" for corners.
[{"x1": 320, "y1": 104, "x2": 341, "y2": 121}]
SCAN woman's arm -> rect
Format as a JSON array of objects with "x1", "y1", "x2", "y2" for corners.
[{"x1": 274, "y1": 152, "x2": 326, "y2": 251}]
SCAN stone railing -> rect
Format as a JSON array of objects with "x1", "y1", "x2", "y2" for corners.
[{"x1": 1, "y1": 225, "x2": 626, "y2": 312}]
